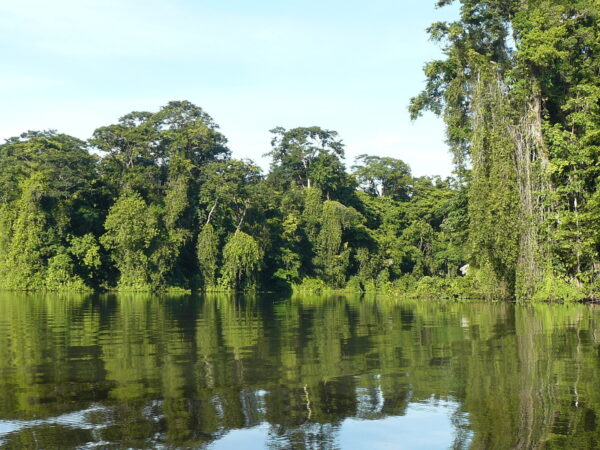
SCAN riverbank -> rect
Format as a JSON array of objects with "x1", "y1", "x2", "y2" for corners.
[{"x1": 4, "y1": 272, "x2": 593, "y2": 303}]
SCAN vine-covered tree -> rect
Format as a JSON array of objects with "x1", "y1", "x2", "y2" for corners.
[
  {"x1": 197, "y1": 223, "x2": 219, "y2": 289},
  {"x1": 101, "y1": 191, "x2": 160, "y2": 290},
  {"x1": 411, "y1": 0, "x2": 599, "y2": 300},
  {"x1": 221, "y1": 231, "x2": 262, "y2": 291}
]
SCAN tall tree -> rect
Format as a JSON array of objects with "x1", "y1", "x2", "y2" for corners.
[
  {"x1": 410, "y1": 0, "x2": 600, "y2": 298},
  {"x1": 353, "y1": 155, "x2": 413, "y2": 201},
  {"x1": 267, "y1": 127, "x2": 347, "y2": 192}
]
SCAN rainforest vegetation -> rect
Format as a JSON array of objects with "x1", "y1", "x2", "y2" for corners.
[{"x1": 0, "y1": 0, "x2": 599, "y2": 300}]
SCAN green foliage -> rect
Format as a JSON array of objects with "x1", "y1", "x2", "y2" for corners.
[
  {"x1": 198, "y1": 159, "x2": 263, "y2": 232},
  {"x1": 468, "y1": 68, "x2": 521, "y2": 297},
  {"x1": 379, "y1": 274, "x2": 482, "y2": 300},
  {"x1": 101, "y1": 191, "x2": 159, "y2": 291},
  {"x1": 45, "y1": 252, "x2": 89, "y2": 292},
  {"x1": 221, "y1": 231, "x2": 262, "y2": 291},
  {"x1": 69, "y1": 234, "x2": 101, "y2": 270},
  {"x1": 353, "y1": 154, "x2": 412, "y2": 201},
  {"x1": 411, "y1": 0, "x2": 600, "y2": 300},
  {"x1": 267, "y1": 127, "x2": 353, "y2": 200},
  {"x1": 0, "y1": 131, "x2": 100, "y2": 291},
  {"x1": 355, "y1": 247, "x2": 383, "y2": 287},
  {"x1": 0, "y1": 173, "x2": 49, "y2": 290},
  {"x1": 91, "y1": 101, "x2": 229, "y2": 198},
  {"x1": 0, "y1": 99, "x2": 474, "y2": 295},
  {"x1": 292, "y1": 277, "x2": 329, "y2": 294},
  {"x1": 0, "y1": 131, "x2": 98, "y2": 203},
  {"x1": 68, "y1": 233, "x2": 102, "y2": 286},
  {"x1": 2, "y1": 52, "x2": 598, "y2": 302},
  {"x1": 301, "y1": 187, "x2": 323, "y2": 243},
  {"x1": 531, "y1": 270, "x2": 586, "y2": 303},
  {"x1": 197, "y1": 223, "x2": 219, "y2": 289},
  {"x1": 314, "y1": 201, "x2": 360, "y2": 288}
]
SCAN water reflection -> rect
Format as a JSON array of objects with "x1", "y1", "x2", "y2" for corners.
[
  {"x1": 0, "y1": 293, "x2": 599, "y2": 448},
  {"x1": 209, "y1": 398, "x2": 466, "y2": 450}
]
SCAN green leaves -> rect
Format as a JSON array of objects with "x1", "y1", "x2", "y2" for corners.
[
  {"x1": 353, "y1": 155, "x2": 412, "y2": 201},
  {"x1": 197, "y1": 223, "x2": 219, "y2": 289},
  {"x1": 412, "y1": 0, "x2": 600, "y2": 299},
  {"x1": 4, "y1": 56, "x2": 598, "y2": 299},
  {"x1": 91, "y1": 101, "x2": 229, "y2": 198},
  {"x1": 101, "y1": 191, "x2": 159, "y2": 290},
  {"x1": 314, "y1": 201, "x2": 361, "y2": 288},
  {"x1": 221, "y1": 231, "x2": 262, "y2": 291},
  {"x1": 267, "y1": 126, "x2": 352, "y2": 199}
]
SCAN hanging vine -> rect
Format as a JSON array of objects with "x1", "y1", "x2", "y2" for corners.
[{"x1": 221, "y1": 231, "x2": 262, "y2": 291}]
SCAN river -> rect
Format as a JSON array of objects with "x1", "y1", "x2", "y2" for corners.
[{"x1": 0, "y1": 293, "x2": 598, "y2": 448}]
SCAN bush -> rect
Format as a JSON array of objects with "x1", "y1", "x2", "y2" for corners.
[
  {"x1": 46, "y1": 253, "x2": 90, "y2": 292},
  {"x1": 292, "y1": 278, "x2": 329, "y2": 294},
  {"x1": 531, "y1": 273, "x2": 586, "y2": 302}
]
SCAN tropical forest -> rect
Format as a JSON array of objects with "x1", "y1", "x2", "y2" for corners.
[
  {"x1": 2, "y1": 0, "x2": 600, "y2": 448},
  {"x1": 2, "y1": 1, "x2": 599, "y2": 302}
]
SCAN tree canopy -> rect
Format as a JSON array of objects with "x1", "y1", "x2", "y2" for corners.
[{"x1": 0, "y1": 0, "x2": 598, "y2": 301}]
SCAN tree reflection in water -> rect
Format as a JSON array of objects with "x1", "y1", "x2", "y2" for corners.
[{"x1": 0, "y1": 293, "x2": 599, "y2": 448}]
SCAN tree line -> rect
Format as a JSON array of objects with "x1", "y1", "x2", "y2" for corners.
[
  {"x1": 0, "y1": 101, "x2": 466, "y2": 294},
  {"x1": 1, "y1": 0, "x2": 599, "y2": 300}
]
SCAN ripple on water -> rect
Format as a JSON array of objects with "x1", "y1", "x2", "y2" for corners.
[{"x1": 0, "y1": 404, "x2": 113, "y2": 440}]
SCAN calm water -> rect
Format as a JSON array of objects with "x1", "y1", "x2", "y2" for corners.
[{"x1": 0, "y1": 294, "x2": 599, "y2": 449}]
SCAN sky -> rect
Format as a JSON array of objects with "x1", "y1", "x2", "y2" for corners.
[{"x1": 0, "y1": 0, "x2": 459, "y2": 177}]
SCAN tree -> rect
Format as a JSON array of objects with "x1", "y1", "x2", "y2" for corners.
[
  {"x1": 221, "y1": 231, "x2": 262, "y2": 291},
  {"x1": 199, "y1": 159, "x2": 263, "y2": 232},
  {"x1": 267, "y1": 126, "x2": 345, "y2": 190},
  {"x1": 314, "y1": 201, "x2": 361, "y2": 287},
  {"x1": 408, "y1": 0, "x2": 600, "y2": 298},
  {"x1": 0, "y1": 131, "x2": 101, "y2": 290},
  {"x1": 0, "y1": 131, "x2": 97, "y2": 202},
  {"x1": 91, "y1": 100, "x2": 229, "y2": 199},
  {"x1": 91, "y1": 111, "x2": 162, "y2": 198},
  {"x1": 0, "y1": 173, "x2": 49, "y2": 290},
  {"x1": 353, "y1": 154, "x2": 413, "y2": 201},
  {"x1": 101, "y1": 191, "x2": 159, "y2": 290},
  {"x1": 151, "y1": 100, "x2": 230, "y2": 167},
  {"x1": 197, "y1": 223, "x2": 219, "y2": 289}
]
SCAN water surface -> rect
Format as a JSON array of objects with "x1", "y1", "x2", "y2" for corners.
[{"x1": 0, "y1": 293, "x2": 599, "y2": 448}]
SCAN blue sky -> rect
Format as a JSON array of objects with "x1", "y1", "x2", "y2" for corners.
[{"x1": 0, "y1": 0, "x2": 458, "y2": 176}]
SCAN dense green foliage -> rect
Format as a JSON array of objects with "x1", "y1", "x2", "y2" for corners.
[
  {"x1": 0, "y1": 103, "x2": 468, "y2": 296},
  {"x1": 1, "y1": 1, "x2": 598, "y2": 300},
  {"x1": 411, "y1": 0, "x2": 600, "y2": 300}
]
